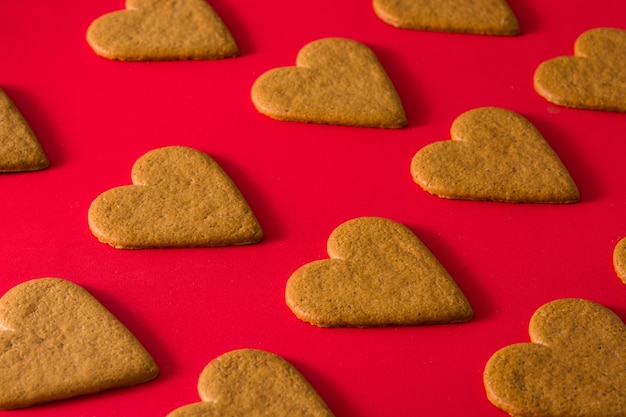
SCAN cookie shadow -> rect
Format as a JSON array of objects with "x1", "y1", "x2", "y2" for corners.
[
  {"x1": 525, "y1": 112, "x2": 602, "y2": 203},
  {"x1": 367, "y1": 43, "x2": 427, "y2": 128},
  {"x1": 209, "y1": 0, "x2": 256, "y2": 56},
  {"x1": 405, "y1": 223, "x2": 495, "y2": 322},
  {"x1": 86, "y1": 285, "x2": 177, "y2": 381},
  {"x1": 506, "y1": 0, "x2": 541, "y2": 35},
  {"x1": 288, "y1": 357, "x2": 365, "y2": 417},
  {"x1": 211, "y1": 154, "x2": 284, "y2": 243},
  {"x1": 605, "y1": 302, "x2": 626, "y2": 323}
]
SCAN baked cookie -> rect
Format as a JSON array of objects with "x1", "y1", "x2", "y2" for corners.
[
  {"x1": 411, "y1": 107, "x2": 580, "y2": 203},
  {"x1": 167, "y1": 349, "x2": 335, "y2": 417},
  {"x1": 534, "y1": 28, "x2": 626, "y2": 112},
  {"x1": 613, "y1": 237, "x2": 626, "y2": 284},
  {"x1": 285, "y1": 217, "x2": 473, "y2": 327},
  {"x1": 88, "y1": 146, "x2": 263, "y2": 249},
  {"x1": 0, "y1": 89, "x2": 48, "y2": 172},
  {"x1": 484, "y1": 298, "x2": 626, "y2": 417},
  {"x1": 373, "y1": 0, "x2": 520, "y2": 36},
  {"x1": 0, "y1": 278, "x2": 158, "y2": 409},
  {"x1": 86, "y1": 0, "x2": 239, "y2": 61},
  {"x1": 251, "y1": 37, "x2": 407, "y2": 128}
]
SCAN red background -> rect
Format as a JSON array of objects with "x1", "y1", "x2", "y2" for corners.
[{"x1": 1, "y1": 1, "x2": 626, "y2": 416}]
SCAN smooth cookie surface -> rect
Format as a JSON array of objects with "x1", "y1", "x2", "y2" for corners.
[
  {"x1": 251, "y1": 37, "x2": 407, "y2": 128},
  {"x1": 0, "y1": 278, "x2": 158, "y2": 409},
  {"x1": 484, "y1": 298, "x2": 626, "y2": 417},
  {"x1": 286, "y1": 217, "x2": 473, "y2": 327},
  {"x1": 88, "y1": 146, "x2": 263, "y2": 249},
  {"x1": 87, "y1": 0, "x2": 239, "y2": 61},
  {"x1": 167, "y1": 349, "x2": 335, "y2": 417},
  {"x1": 411, "y1": 107, "x2": 580, "y2": 203}
]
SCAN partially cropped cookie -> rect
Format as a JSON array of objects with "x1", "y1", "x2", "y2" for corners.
[
  {"x1": 88, "y1": 146, "x2": 263, "y2": 249},
  {"x1": 373, "y1": 0, "x2": 520, "y2": 36},
  {"x1": 167, "y1": 349, "x2": 335, "y2": 417},
  {"x1": 86, "y1": 0, "x2": 239, "y2": 61},
  {"x1": 0, "y1": 89, "x2": 48, "y2": 172},
  {"x1": 285, "y1": 217, "x2": 473, "y2": 327},
  {"x1": 613, "y1": 237, "x2": 626, "y2": 284},
  {"x1": 0, "y1": 278, "x2": 158, "y2": 409},
  {"x1": 251, "y1": 37, "x2": 407, "y2": 128},
  {"x1": 411, "y1": 107, "x2": 579, "y2": 203},
  {"x1": 484, "y1": 298, "x2": 626, "y2": 417},
  {"x1": 534, "y1": 28, "x2": 626, "y2": 112}
]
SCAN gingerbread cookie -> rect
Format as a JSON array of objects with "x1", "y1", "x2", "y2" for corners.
[
  {"x1": 484, "y1": 298, "x2": 626, "y2": 417},
  {"x1": 0, "y1": 278, "x2": 158, "y2": 409},
  {"x1": 86, "y1": 0, "x2": 239, "y2": 61},
  {"x1": 167, "y1": 349, "x2": 335, "y2": 417},
  {"x1": 88, "y1": 146, "x2": 263, "y2": 249},
  {"x1": 373, "y1": 0, "x2": 520, "y2": 36},
  {"x1": 534, "y1": 28, "x2": 626, "y2": 112},
  {"x1": 285, "y1": 217, "x2": 473, "y2": 327},
  {"x1": 411, "y1": 107, "x2": 580, "y2": 203},
  {"x1": 251, "y1": 37, "x2": 407, "y2": 128},
  {"x1": 0, "y1": 89, "x2": 48, "y2": 172},
  {"x1": 613, "y1": 237, "x2": 626, "y2": 284}
]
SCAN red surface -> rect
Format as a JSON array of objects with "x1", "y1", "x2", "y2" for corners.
[{"x1": 1, "y1": 1, "x2": 626, "y2": 416}]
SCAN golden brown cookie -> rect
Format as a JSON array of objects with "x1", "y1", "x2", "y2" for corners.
[
  {"x1": 373, "y1": 0, "x2": 520, "y2": 36},
  {"x1": 484, "y1": 298, "x2": 626, "y2": 417},
  {"x1": 88, "y1": 146, "x2": 263, "y2": 249},
  {"x1": 411, "y1": 107, "x2": 580, "y2": 203},
  {"x1": 534, "y1": 28, "x2": 626, "y2": 112},
  {"x1": 251, "y1": 37, "x2": 407, "y2": 128},
  {"x1": 86, "y1": 0, "x2": 239, "y2": 61},
  {"x1": 0, "y1": 278, "x2": 158, "y2": 409},
  {"x1": 285, "y1": 217, "x2": 473, "y2": 327},
  {"x1": 166, "y1": 349, "x2": 335, "y2": 417},
  {"x1": 0, "y1": 89, "x2": 48, "y2": 172},
  {"x1": 613, "y1": 237, "x2": 626, "y2": 284}
]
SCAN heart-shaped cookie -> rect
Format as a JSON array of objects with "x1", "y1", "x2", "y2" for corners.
[
  {"x1": 0, "y1": 89, "x2": 48, "y2": 172},
  {"x1": 534, "y1": 28, "x2": 626, "y2": 112},
  {"x1": 484, "y1": 298, "x2": 626, "y2": 417},
  {"x1": 167, "y1": 349, "x2": 335, "y2": 417},
  {"x1": 88, "y1": 146, "x2": 263, "y2": 249},
  {"x1": 410, "y1": 107, "x2": 580, "y2": 203},
  {"x1": 0, "y1": 278, "x2": 158, "y2": 409},
  {"x1": 373, "y1": 0, "x2": 520, "y2": 35},
  {"x1": 86, "y1": 0, "x2": 239, "y2": 61},
  {"x1": 613, "y1": 237, "x2": 626, "y2": 284},
  {"x1": 251, "y1": 37, "x2": 407, "y2": 128},
  {"x1": 285, "y1": 217, "x2": 473, "y2": 327}
]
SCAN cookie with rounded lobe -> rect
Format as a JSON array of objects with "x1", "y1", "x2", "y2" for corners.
[
  {"x1": 251, "y1": 37, "x2": 407, "y2": 128},
  {"x1": 534, "y1": 28, "x2": 626, "y2": 112},
  {"x1": 0, "y1": 278, "x2": 158, "y2": 409},
  {"x1": 88, "y1": 146, "x2": 263, "y2": 249},
  {"x1": 0, "y1": 89, "x2": 48, "y2": 172},
  {"x1": 167, "y1": 349, "x2": 335, "y2": 417},
  {"x1": 411, "y1": 107, "x2": 579, "y2": 203},
  {"x1": 373, "y1": 0, "x2": 520, "y2": 36},
  {"x1": 484, "y1": 298, "x2": 626, "y2": 417},
  {"x1": 86, "y1": 0, "x2": 239, "y2": 61},
  {"x1": 285, "y1": 217, "x2": 473, "y2": 327}
]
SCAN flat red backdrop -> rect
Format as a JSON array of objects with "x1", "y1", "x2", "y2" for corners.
[{"x1": 1, "y1": 1, "x2": 626, "y2": 416}]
